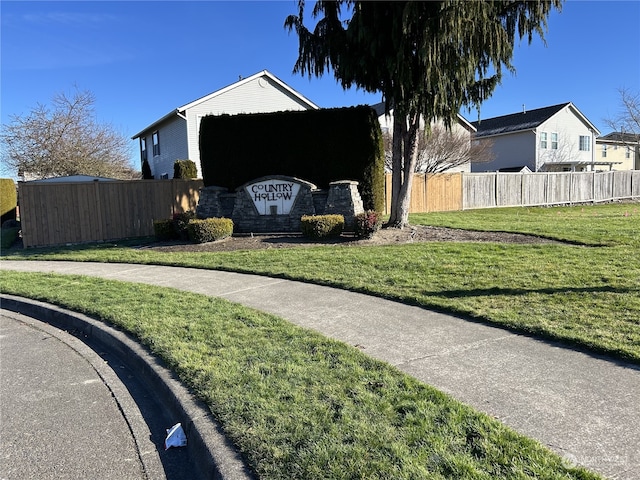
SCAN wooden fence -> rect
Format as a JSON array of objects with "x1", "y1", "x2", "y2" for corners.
[
  {"x1": 462, "y1": 171, "x2": 640, "y2": 209},
  {"x1": 384, "y1": 173, "x2": 463, "y2": 214},
  {"x1": 385, "y1": 171, "x2": 640, "y2": 214},
  {"x1": 19, "y1": 172, "x2": 639, "y2": 247},
  {"x1": 19, "y1": 179, "x2": 203, "y2": 248}
]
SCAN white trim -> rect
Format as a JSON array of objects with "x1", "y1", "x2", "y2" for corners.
[{"x1": 456, "y1": 114, "x2": 477, "y2": 133}]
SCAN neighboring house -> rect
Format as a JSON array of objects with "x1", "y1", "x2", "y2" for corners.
[
  {"x1": 471, "y1": 102, "x2": 602, "y2": 172},
  {"x1": 373, "y1": 103, "x2": 477, "y2": 173},
  {"x1": 131, "y1": 70, "x2": 319, "y2": 179},
  {"x1": 596, "y1": 132, "x2": 640, "y2": 171}
]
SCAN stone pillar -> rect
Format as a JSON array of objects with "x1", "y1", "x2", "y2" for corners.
[
  {"x1": 195, "y1": 186, "x2": 229, "y2": 218},
  {"x1": 325, "y1": 181, "x2": 364, "y2": 230}
]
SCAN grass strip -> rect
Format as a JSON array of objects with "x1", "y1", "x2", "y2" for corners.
[
  {"x1": 1, "y1": 271, "x2": 599, "y2": 479},
  {"x1": 411, "y1": 203, "x2": 640, "y2": 247}
]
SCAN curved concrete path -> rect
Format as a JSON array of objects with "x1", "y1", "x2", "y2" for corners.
[{"x1": 2, "y1": 260, "x2": 639, "y2": 479}]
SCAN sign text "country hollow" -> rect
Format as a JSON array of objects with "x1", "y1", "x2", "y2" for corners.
[{"x1": 251, "y1": 182, "x2": 295, "y2": 201}]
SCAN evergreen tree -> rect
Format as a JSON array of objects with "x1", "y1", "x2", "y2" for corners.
[
  {"x1": 141, "y1": 158, "x2": 154, "y2": 180},
  {"x1": 286, "y1": 0, "x2": 562, "y2": 226}
]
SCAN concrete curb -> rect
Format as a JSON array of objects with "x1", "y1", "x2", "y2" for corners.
[{"x1": 1, "y1": 294, "x2": 254, "y2": 480}]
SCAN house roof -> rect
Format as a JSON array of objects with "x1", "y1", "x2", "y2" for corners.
[
  {"x1": 471, "y1": 102, "x2": 600, "y2": 138},
  {"x1": 178, "y1": 70, "x2": 319, "y2": 112},
  {"x1": 132, "y1": 70, "x2": 319, "y2": 139},
  {"x1": 597, "y1": 132, "x2": 640, "y2": 144}
]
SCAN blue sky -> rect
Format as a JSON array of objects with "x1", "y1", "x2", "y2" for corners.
[{"x1": 2, "y1": 1, "x2": 639, "y2": 171}]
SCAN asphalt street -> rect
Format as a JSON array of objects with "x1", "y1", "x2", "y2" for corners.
[{"x1": 1, "y1": 310, "x2": 152, "y2": 479}]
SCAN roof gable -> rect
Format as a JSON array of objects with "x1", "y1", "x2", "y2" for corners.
[{"x1": 179, "y1": 70, "x2": 319, "y2": 112}]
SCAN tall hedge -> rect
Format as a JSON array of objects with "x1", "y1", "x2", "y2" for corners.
[
  {"x1": 199, "y1": 106, "x2": 384, "y2": 212},
  {"x1": 0, "y1": 178, "x2": 17, "y2": 224}
]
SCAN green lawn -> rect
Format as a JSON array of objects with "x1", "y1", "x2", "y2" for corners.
[
  {"x1": 1, "y1": 271, "x2": 599, "y2": 479},
  {"x1": 2, "y1": 202, "x2": 637, "y2": 478},
  {"x1": 4, "y1": 203, "x2": 639, "y2": 363}
]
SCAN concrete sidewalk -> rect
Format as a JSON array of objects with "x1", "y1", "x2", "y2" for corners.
[{"x1": 2, "y1": 260, "x2": 639, "y2": 479}]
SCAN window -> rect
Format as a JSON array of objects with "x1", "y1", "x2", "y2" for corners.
[
  {"x1": 602, "y1": 145, "x2": 607, "y2": 158},
  {"x1": 540, "y1": 132, "x2": 548, "y2": 149},
  {"x1": 551, "y1": 132, "x2": 558, "y2": 150},
  {"x1": 152, "y1": 131, "x2": 160, "y2": 156},
  {"x1": 626, "y1": 147, "x2": 631, "y2": 159},
  {"x1": 579, "y1": 135, "x2": 590, "y2": 151},
  {"x1": 140, "y1": 138, "x2": 147, "y2": 161}
]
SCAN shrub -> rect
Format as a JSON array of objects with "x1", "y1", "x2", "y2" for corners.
[
  {"x1": 173, "y1": 160, "x2": 197, "y2": 179},
  {"x1": 300, "y1": 215, "x2": 344, "y2": 239},
  {"x1": 0, "y1": 178, "x2": 17, "y2": 224},
  {"x1": 187, "y1": 218, "x2": 233, "y2": 243},
  {"x1": 2, "y1": 219, "x2": 20, "y2": 229},
  {"x1": 173, "y1": 211, "x2": 196, "y2": 240},
  {"x1": 1, "y1": 227, "x2": 20, "y2": 250},
  {"x1": 153, "y1": 219, "x2": 176, "y2": 241},
  {"x1": 354, "y1": 210, "x2": 382, "y2": 239}
]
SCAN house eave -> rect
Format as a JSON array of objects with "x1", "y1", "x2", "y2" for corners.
[
  {"x1": 131, "y1": 109, "x2": 183, "y2": 140},
  {"x1": 457, "y1": 114, "x2": 477, "y2": 133}
]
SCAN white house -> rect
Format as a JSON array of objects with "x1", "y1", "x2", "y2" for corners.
[
  {"x1": 132, "y1": 70, "x2": 319, "y2": 179},
  {"x1": 471, "y1": 102, "x2": 602, "y2": 172},
  {"x1": 372, "y1": 103, "x2": 477, "y2": 173}
]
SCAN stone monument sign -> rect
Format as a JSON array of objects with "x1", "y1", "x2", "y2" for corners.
[{"x1": 196, "y1": 175, "x2": 364, "y2": 234}]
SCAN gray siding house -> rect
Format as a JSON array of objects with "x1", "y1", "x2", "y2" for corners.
[
  {"x1": 471, "y1": 103, "x2": 602, "y2": 172},
  {"x1": 132, "y1": 70, "x2": 319, "y2": 179}
]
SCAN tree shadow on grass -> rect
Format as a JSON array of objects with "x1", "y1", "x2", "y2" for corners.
[{"x1": 426, "y1": 284, "x2": 636, "y2": 299}]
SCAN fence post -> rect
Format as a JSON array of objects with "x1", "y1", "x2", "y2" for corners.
[
  {"x1": 569, "y1": 171, "x2": 573, "y2": 205},
  {"x1": 94, "y1": 179, "x2": 105, "y2": 240},
  {"x1": 461, "y1": 172, "x2": 465, "y2": 210}
]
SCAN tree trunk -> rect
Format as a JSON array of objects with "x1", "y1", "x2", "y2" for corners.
[
  {"x1": 387, "y1": 110, "x2": 420, "y2": 228},
  {"x1": 387, "y1": 114, "x2": 406, "y2": 227}
]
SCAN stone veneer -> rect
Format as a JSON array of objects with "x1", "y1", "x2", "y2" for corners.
[{"x1": 196, "y1": 176, "x2": 365, "y2": 233}]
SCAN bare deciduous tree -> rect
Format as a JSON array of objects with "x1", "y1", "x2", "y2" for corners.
[
  {"x1": 603, "y1": 88, "x2": 640, "y2": 170},
  {"x1": 605, "y1": 87, "x2": 640, "y2": 135},
  {"x1": 382, "y1": 125, "x2": 494, "y2": 173},
  {"x1": 1, "y1": 88, "x2": 138, "y2": 180}
]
